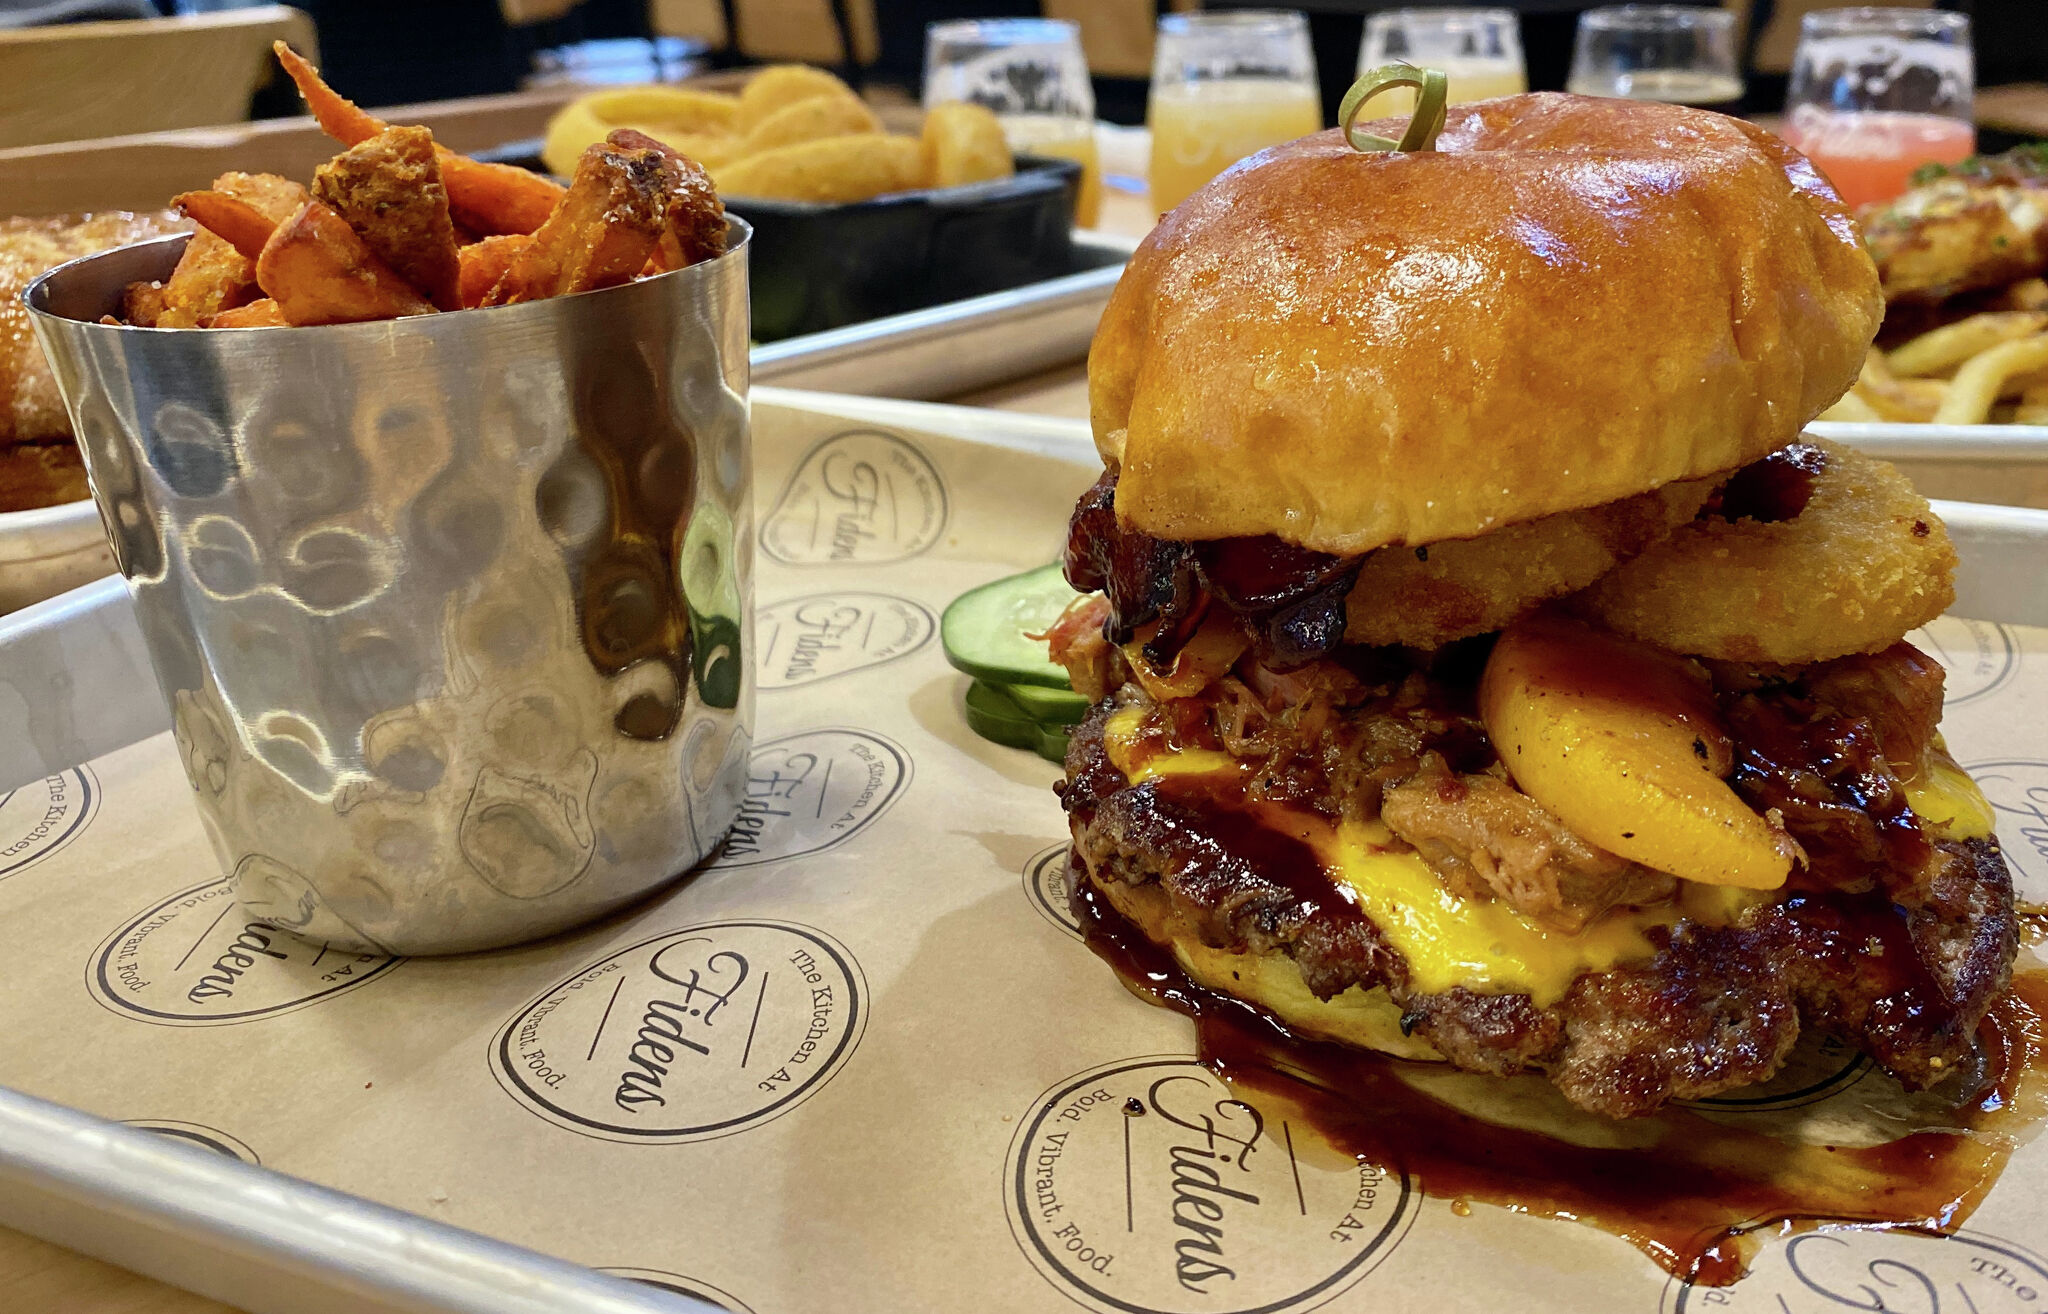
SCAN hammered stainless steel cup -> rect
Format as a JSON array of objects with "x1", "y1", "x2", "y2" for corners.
[{"x1": 25, "y1": 227, "x2": 755, "y2": 955}]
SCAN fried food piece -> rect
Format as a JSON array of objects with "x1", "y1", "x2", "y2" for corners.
[
  {"x1": 542, "y1": 86, "x2": 740, "y2": 177},
  {"x1": 206, "y1": 298, "x2": 286, "y2": 328},
  {"x1": 255, "y1": 200, "x2": 436, "y2": 325},
  {"x1": 273, "y1": 41, "x2": 563, "y2": 236},
  {"x1": 1860, "y1": 148, "x2": 2048, "y2": 304},
  {"x1": 483, "y1": 139, "x2": 676, "y2": 306},
  {"x1": 0, "y1": 211, "x2": 186, "y2": 444},
  {"x1": 739, "y1": 92, "x2": 880, "y2": 156},
  {"x1": 920, "y1": 101, "x2": 1014, "y2": 188},
  {"x1": 121, "y1": 279, "x2": 167, "y2": 327},
  {"x1": 313, "y1": 125, "x2": 461, "y2": 310},
  {"x1": 158, "y1": 171, "x2": 308, "y2": 328},
  {"x1": 1342, "y1": 479, "x2": 1712, "y2": 649},
  {"x1": 172, "y1": 189, "x2": 279, "y2": 260},
  {"x1": 1933, "y1": 333, "x2": 2048, "y2": 424},
  {"x1": 712, "y1": 133, "x2": 925, "y2": 204},
  {"x1": 1849, "y1": 351, "x2": 1947, "y2": 422},
  {"x1": 1575, "y1": 438, "x2": 1956, "y2": 664},
  {"x1": 1887, "y1": 311, "x2": 2048, "y2": 377},
  {"x1": 457, "y1": 234, "x2": 529, "y2": 309},
  {"x1": 734, "y1": 64, "x2": 857, "y2": 134},
  {"x1": 605, "y1": 129, "x2": 726, "y2": 271}
]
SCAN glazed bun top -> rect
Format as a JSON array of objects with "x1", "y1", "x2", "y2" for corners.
[{"x1": 1088, "y1": 93, "x2": 1882, "y2": 555}]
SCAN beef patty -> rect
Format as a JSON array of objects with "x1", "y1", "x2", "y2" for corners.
[{"x1": 1059, "y1": 657, "x2": 2017, "y2": 1118}]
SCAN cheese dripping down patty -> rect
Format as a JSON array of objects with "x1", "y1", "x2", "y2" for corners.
[{"x1": 1100, "y1": 705, "x2": 1994, "y2": 1010}]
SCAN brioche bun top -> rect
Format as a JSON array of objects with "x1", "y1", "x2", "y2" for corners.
[{"x1": 1088, "y1": 93, "x2": 1882, "y2": 554}]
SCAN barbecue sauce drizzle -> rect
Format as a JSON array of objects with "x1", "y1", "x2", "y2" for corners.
[{"x1": 1070, "y1": 857, "x2": 2048, "y2": 1287}]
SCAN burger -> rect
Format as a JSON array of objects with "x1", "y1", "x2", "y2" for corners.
[
  {"x1": 0, "y1": 211, "x2": 184, "y2": 513},
  {"x1": 1049, "y1": 93, "x2": 2015, "y2": 1118}
]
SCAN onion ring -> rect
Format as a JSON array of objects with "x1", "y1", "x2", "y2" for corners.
[
  {"x1": 1343, "y1": 478, "x2": 1713, "y2": 649},
  {"x1": 1574, "y1": 438, "x2": 1955, "y2": 664}
]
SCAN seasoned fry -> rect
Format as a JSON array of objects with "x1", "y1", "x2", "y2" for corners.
[
  {"x1": 256, "y1": 200, "x2": 436, "y2": 325},
  {"x1": 313, "y1": 125, "x2": 461, "y2": 310},
  {"x1": 207, "y1": 298, "x2": 286, "y2": 328},
  {"x1": 121, "y1": 279, "x2": 167, "y2": 328},
  {"x1": 457, "y1": 234, "x2": 529, "y2": 308},
  {"x1": 273, "y1": 40, "x2": 563, "y2": 236},
  {"x1": 173, "y1": 189, "x2": 278, "y2": 261},
  {"x1": 733, "y1": 64, "x2": 858, "y2": 133},
  {"x1": 157, "y1": 171, "x2": 309, "y2": 328},
  {"x1": 713, "y1": 133, "x2": 925, "y2": 204},
  {"x1": 484, "y1": 140, "x2": 676, "y2": 306},
  {"x1": 1933, "y1": 334, "x2": 2048, "y2": 424},
  {"x1": 740, "y1": 93, "x2": 880, "y2": 156},
  {"x1": 606, "y1": 129, "x2": 726, "y2": 271},
  {"x1": 1886, "y1": 311, "x2": 2048, "y2": 377},
  {"x1": 920, "y1": 102, "x2": 1014, "y2": 188}
]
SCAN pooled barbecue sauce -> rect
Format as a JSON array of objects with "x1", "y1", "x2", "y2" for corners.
[{"x1": 1070, "y1": 856, "x2": 2048, "y2": 1287}]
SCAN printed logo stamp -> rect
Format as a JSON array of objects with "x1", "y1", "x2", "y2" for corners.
[
  {"x1": 490, "y1": 920, "x2": 866, "y2": 1144},
  {"x1": 1005, "y1": 1056, "x2": 1417, "y2": 1314},
  {"x1": 596, "y1": 1268, "x2": 754, "y2": 1313},
  {"x1": 0, "y1": 767, "x2": 98, "y2": 881},
  {"x1": 757, "y1": 593, "x2": 936, "y2": 690},
  {"x1": 1960, "y1": 758, "x2": 2048, "y2": 902},
  {"x1": 715, "y1": 728, "x2": 911, "y2": 868},
  {"x1": 1664, "y1": 1226, "x2": 2048, "y2": 1312},
  {"x1": 1024, "y1": 842, "x2": 1081, "y2": 938},
  {"x1": 760, "y1": 429, "x2": 948, "y2": 565},
  {"x1": 1910, "y1": 616, "x2": 2021, "y2": 706},
  {"x1": 1678, "y1": 1033, "x2": 1869, "y2": 1113},
  {"x1": 87, "y1": 879, "x2": 401, "y2": 1026},
  {"x1": 122, "y1": 1119, "x2": 260, "y2": 1164}
]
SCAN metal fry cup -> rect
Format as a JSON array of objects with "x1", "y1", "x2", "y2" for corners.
[{"x1": 25, "y1": 226, "x2": 756, "y2": 955}]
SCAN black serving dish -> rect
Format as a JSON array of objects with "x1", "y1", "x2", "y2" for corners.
[{"x1": 475, "y1": 140, "x2": 1083, "y2": 343}]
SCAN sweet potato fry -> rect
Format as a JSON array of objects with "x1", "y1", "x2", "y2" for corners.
[
  {"x1": 313, "y1": 125, "x2": 461, "y2": 310},
  {"x1": 256, "y1": 201, "x2": 437, "y2": 325},
  {"x1": 457, "y1": 234, "x2": 530, "y2": 309},
  {"x1": 121, "y1": 280, "x2": 167, "y2": 327},
  {"x1": 206, "y1": 298, "x2": 286, "y2": 328},
  {"x1": 156, "y1": 171, "x2": 310, "y2": 328},
  {"x1": 606, "y1": 129, "x2": 727, "y2": 272},
  {"x1": 274, "y1": 41, "x2": 564, "y2": 236},
  {"x1": 173, "y1": 190, "x2": 279, "y2": 261},
  {"x1": 483, "y1": 141, "x2": 676, "y2": 306}
]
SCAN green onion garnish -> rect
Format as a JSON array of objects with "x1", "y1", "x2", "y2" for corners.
[{"x1": 1340, "y1": 63, "x2": 1449, "y2": 154}]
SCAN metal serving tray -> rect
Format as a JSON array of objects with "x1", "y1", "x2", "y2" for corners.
[{"x1": 1, "y1": 391, "x2": 2046, "y2": 1314}]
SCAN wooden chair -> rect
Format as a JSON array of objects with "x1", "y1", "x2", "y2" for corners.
[
  {"x1": 651, "y1": 0, "x2": 878, "y2": 68},
  {"x1": 0, "y1": 5, "x2": 317, "y2": 150}
]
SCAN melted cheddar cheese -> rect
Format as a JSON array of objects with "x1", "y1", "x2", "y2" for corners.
[{"x1": 1100, "y1": 705, "x2": 1995, "y2": 1008}]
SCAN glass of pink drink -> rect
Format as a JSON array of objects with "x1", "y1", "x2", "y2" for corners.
[{"x1": 1781, "y1": 7, "x2": 1975, "y2": 211}]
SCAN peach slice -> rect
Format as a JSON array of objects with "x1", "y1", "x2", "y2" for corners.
[{"x1": 1478, "y1": 614, "x2": 1792, "y2": 889}]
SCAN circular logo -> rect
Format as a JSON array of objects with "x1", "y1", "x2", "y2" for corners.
[
  {"x1": 1663, "y1": 1226, "x2": 2048, "y2": 1312},
  {"x1": 1909, "y1": 616, "x2": 2021, "y2": 706},
  {"x1": 760, "y1": 429, "x2": 949, "y2": 565},
  {"x1": 1960, "y1": 759, "x2": 2048, "y2": 902},
  {"x1": 1679, "y1": 1033, "x2": 1870, "y2": 1113},
  {"x1": 756, "y1": 592, "x2": 936, "y2": 690},
  {"x1": 490, "y1": 920, "x2": 866, "y2": 1144},
  {"x1": 0, "y1": 767, "x2": 98, "y2": 881},
  {"x1": 1025, "y1": 843, "x2": 1081, "y2": 938},
  {"x1": 87, "y1": 879, "x2": 402, "y2": 1026},
  {"x1": 122, "y1": 1119, "x2": 260, "y2": 1164},
  {"x1": 1005, "y1": 1056, "x2": 1417, "y2": 1314},
  {"x1": 596, "y1": 1268, "x2": 753, "y2": 1313},
  {"x1": 715, "y1": 729, "x2": 911, "y2": 869}
]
